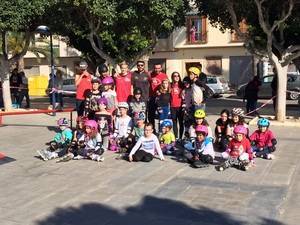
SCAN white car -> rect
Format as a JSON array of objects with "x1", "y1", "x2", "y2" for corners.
[
  {"x1": 206, "y1": 76, "x2": 230, "y2": 94},
  {"x1": 62, "y1": 78, "x2": 76, "y2": 97}
]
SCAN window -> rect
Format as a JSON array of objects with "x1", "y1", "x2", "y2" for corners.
[
  {"x1": 231, "y1": 19, "x2": 248, "y2": 42},
  {"x1": 186, "y1": 16, "x2": 207, "y2": 44},
  {"x1": 206, "y1": 57, "x2": 222, "y2": 75},
  {"x1": 207, "y1": 77, "x2": 217, "y2": 84}
]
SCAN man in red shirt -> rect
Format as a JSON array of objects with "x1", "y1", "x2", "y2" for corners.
[
  {"x1": 115, "y1": 62, "x2": 132, "y2": 102},
  {"x1": 75, "y1": 60, "x2": 92, "y2": 116},
  {"x1": 148, "y1": 63, "x2": 168, "y2": 127}
]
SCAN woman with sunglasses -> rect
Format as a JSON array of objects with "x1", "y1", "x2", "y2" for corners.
[{"x1": 170, "y1": 72, "x2": 184, "y2": 140}]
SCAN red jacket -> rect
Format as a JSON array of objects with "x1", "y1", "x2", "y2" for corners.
[
  {"x1": 250, "y1": 129, "x2": 275, "y2": 148},
  {"x1": 226, "y1": 137, "x2": 253, "y2": 160},
  {"x1": 170, "y1": 83, "x2": 183, "y2": 108},
  {"x1": 115, "y1": 72, "x2": 132, "y2": 102},
  {"x1": 149, "y1": 72, "x2": 168, "y2": 97}
]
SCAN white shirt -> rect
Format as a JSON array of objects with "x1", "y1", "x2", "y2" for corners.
[{"x1": 129, "y1": 134, "x2": 164, "y2": 160}]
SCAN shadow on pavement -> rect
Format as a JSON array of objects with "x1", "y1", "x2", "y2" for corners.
[{"x1": 35, "y1": 196, "x2": 285, "y2": 225}]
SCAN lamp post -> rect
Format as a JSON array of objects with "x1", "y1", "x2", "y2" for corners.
[{"x1": 36, "y1": 25, "x2": 56, "y2": 115}]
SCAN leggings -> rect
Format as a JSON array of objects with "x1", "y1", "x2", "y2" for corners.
[
  {"x1": 76, "y1": 99, "x2": 85, "y2": 117},
  {"x1": 171, "y1": 107, "x2": 184, "y2": 139}
]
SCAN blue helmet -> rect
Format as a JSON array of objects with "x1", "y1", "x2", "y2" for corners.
[
  {"x1": 160, "y1": 119, "x2": 173, "y2": 128},
  {"x1": 257, "y1": 118, "x2": 270, "y2": 127}
]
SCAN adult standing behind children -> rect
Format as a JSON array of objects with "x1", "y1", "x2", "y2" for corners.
[
  {"x1": 188, "y1": 67, "x2": 205, "y2": 111},
  {"x1": 9, "y1": 68, "x2": 22, "y2": 105},
  {"x1": 244, "y1": 76, "x2": 261, "y2": 115},
  {"x1": 75, "y1": 60, "x2": 92, "y2": 116},
  {"x1": 131, "y1": 61, "x2": 150, "y2": 102},
  {"x1": 148, "y1": 64, "x2": 168, "y2": 127},
  {"x1": 115, "y1": 62, "x2": 132, "y2": 102}
]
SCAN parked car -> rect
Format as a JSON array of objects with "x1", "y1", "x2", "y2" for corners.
[
  {"x1": 206, "y1": 76, "x2": 230, "y2": 95},
  {"x1": 62, "y1": 78, "x2": 76, "y2": 97},
  {"x1": 236, "y1": 73, "x2": 300, "y2": 100}
]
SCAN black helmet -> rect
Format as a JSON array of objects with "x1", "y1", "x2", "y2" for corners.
[
  {"x1": 98, "y1": 64, "x2": 108, "y2": 74},
  {"x1": 133, "y1": 87, "x2": 142, "y2": 95},
  {"x1": 182, "y1": 76, "x2": 191, "y2": 85}
]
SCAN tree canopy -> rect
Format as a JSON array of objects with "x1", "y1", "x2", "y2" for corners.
[{"x1": 42, "y1": 0, "x2": 190, "y2": 67}]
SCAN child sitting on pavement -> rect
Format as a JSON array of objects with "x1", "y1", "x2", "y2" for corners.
[
  {"x1": 184, "y1": 125, "x2": 215, "y2": 168},
  {"x1": 226, "y1": 108, "x2": 248, "y2": 141},
  {"x1": 160, "y1": 119, "x2": 176, "y2": 155},
  {"x1": 184, "y1": 109, "x2": 213, "y2": 150},
  {"x1": 37, "y1": 118, "x2": 73, "y2": 161},
  {"x1": 215, "y1": 109, "x2": 231, "y2": 151},
  {"x1": 250, "y1": 118, "x2": 277, "y2": 160},
  {"x1": 67, "y1": 120, "x2": 104, "y2": 162},
  {"x1": 110, "y1": 102, "x2": 133, "y2": 152},
  {"x1": 216, "y1": 125, "x2": 253, "y2": 171},
  {"x1": 129, "y1": 123, "x2": 165, "y2": 162}
]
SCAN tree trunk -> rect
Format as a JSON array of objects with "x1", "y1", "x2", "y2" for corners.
[
  {"x1": 273, "y1": 55, "x2": 287, "y2": 122},
  {"x1": 0, "y1": 57, "x2": 12, "y2": 111},
  {"x1": 17, "y1": 56, "x2": 25, "y2": 72}
]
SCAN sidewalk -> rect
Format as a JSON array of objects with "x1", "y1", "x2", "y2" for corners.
[{"x1": 0, "y1": 113, "x2": 299, "y2": 225}]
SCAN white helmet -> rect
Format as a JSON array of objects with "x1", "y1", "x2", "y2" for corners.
[
  {"x1": 117, "y1": 102, "x2": 129, "y2": 109},
  {"x1": 231, "y1": 108, "x2": 244, "y2": 116}
]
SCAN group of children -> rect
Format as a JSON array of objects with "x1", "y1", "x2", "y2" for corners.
[{"x1": 37, "y1": 96, "x2": 277, "y2": 171}]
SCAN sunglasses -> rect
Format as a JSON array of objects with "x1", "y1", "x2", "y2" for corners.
[{"x1": 137, "y1": 64, "x2": 144, "y2": 67}]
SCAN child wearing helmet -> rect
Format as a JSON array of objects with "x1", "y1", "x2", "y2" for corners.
[
  {"x1": 215, "y1": 109, "x2": 231, "y2": 151},
  {"x1": 250, "y1": 118, "x2": 277, "y2": 160},
  {"x1": 183, "y1": 109, "x2": 212, "y2": 151},
  {"x1": 216, "y1": 125, "x2": 253, "y2": 171},
  {"x1": 226, "y1": 108, "x2": 248, "y2": 141},
  {"x1": 84, "y1": 77, "x2": 102, "y2": 119},
  {"x1": 129, "y1": 87, "x2": 146, "y2": 118},
  {"x1": 132, "y1": 111, "x2": 146, "y2": 139},
  {"x1": 160, "y1": 119, "x2": 176, "y2": 155},
  {"x1": 71, "y1": 120, "x2": 104, "y2": 162},
  {"x1": 94, "y1": 97, "x2": 113, "y2": 151},
  {"x1": 37, "y1": 118, "x2": 73, "y2": 161},
  {"x1": 184, "y1": 125, "x2": 215, "y2": 168},
  {"x1": 129, "y1": 123, "x2": 165, "y2": 162},
  {"x1": 110, "y1": 102, "x2": 133, "y2": 152},
  {"x1": 101, "y1": 76, "x2": 117, "y2": 114}
]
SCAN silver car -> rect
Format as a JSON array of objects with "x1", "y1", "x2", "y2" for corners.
[{"x1": 206, "y1": 76, "x2": 230, "y2": 94}]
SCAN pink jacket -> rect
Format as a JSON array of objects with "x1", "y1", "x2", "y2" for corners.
[{"x1": 250, "y1": 130, "x2": 275, "y2": 148}]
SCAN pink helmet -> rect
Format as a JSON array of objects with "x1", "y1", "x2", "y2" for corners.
[
  {"x1": 98, "y1": 97, "x2": 108, "y2": 106},
  {"x1": 84, "y1": 120, "x2": 98, "y2": 130},
  {"x1": 233, "y1": 125, "x2": 247, "y2": 135},
  {"x1": 195, "y1": 125, "x2": 208, "y2": 135},
  {"x1": 101, "y1": 76, "x2": 114, "y2": 85}
]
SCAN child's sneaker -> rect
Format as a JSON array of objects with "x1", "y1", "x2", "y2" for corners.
[
  {"x1": 37, "y1": 149, "x2": 49, "y2": 161},
  {"x1": 266, "y1": 154, "x2": 275, "y2": 160},
  {"x1": 73, "y1": 155, "x2": 84, "y2": 160},
  {"x1": 96, "y1": 155, "x2": 104, "y2": 162}
]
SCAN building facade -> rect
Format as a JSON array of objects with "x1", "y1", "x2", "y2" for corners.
[{"x1": 148, "y1": 15, "x2": 254, "y2": 88}]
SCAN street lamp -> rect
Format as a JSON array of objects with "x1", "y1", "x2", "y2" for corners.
[{"x1": 36, "y1": 25, "x2": 56, "y2": 115}]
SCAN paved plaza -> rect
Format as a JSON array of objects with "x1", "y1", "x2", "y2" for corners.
[{"x1": 0, "y1": 100, "x2": 300, "y2": 225}]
